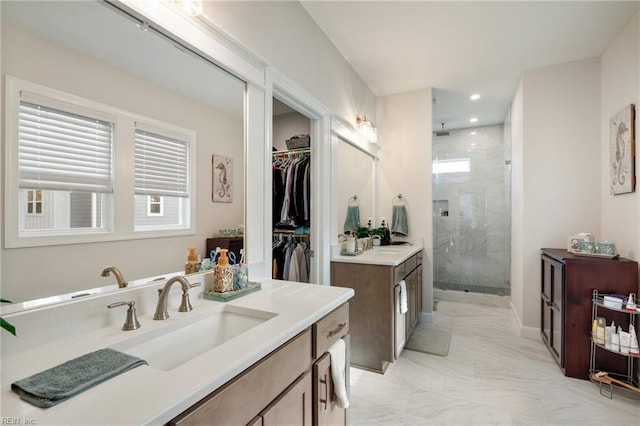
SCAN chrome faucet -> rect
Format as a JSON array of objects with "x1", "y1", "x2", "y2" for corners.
[
  {"x1": 101, "y1": 266, "x2": 128, "y2": 288},
  {"x1": 153, "y1": 276, "x2": 200, "y2": 320}
]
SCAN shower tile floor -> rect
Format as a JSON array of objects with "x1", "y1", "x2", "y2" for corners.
[{"x1": 349, "y1": 300, "x2": 639, "y2": 425}]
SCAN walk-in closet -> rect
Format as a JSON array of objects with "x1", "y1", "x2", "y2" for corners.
[{"x1": 272, "y1": 98, "x2": 313, "y2": 283}]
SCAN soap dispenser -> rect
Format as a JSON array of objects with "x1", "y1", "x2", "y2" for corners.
[
  {"x1": 381, "y1": 220, "x2": 391, "y2": 246},
  {"x1": 214, "y1": 249, "x2": 234, "y2": 293},
  {"x1": 185, "y1": 247, "x2": 200, "y2": 274}
]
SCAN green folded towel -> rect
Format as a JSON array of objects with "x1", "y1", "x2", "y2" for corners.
[
  {"x1": 11, "y1": 348, "x2": 147, "y2": 408},
  {"x1": 343, "y1": 205, "x2": 360, "y2": 233}
]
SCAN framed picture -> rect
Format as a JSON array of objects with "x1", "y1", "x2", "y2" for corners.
[
  {"x1": 610, "y1": 104, "x2": 636, "y2": 195},
  {"x1": 212, "y1": 155, "x2": 233, "y2": 203}
]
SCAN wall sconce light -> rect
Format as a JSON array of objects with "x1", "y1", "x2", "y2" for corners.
[
  {"x1": 169, "y1": 0, "x2": 203, "y2": 17},
  {"x1": 356, "y1": 116, "x2": 377, "y2": 143}
]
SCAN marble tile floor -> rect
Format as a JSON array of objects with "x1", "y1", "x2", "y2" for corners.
[{"x1": 349, "y1": 300, "x2": 639, "y2": 425}]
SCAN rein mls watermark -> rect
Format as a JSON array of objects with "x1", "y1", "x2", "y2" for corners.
[{"x1": 1, "y1": 418, "x2": 35, "y2": 425}]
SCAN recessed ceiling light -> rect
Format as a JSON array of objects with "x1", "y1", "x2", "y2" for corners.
[
  {"x1": 470, "y1": 94, "x2": 480, "y2": 101},
  {"x1": 470, "y1": 117, "x2": 478, "y2": 123},
  {"x1": 470, "y1": 131, "x2": 477, "y2": 135}
]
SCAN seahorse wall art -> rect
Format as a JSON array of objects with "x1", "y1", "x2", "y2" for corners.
[
  {"x1": 609, "y1": 104, "x2": 635, "y2": 195},
  {"x1": 212, "y1": 155, "x2": 233, "y2": 202}
]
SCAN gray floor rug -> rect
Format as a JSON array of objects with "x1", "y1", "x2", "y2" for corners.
[{"x1": 404, "y1": 327, "x2": 452, "y2": 357}]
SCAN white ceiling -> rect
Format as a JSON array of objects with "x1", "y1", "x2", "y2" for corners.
[{"x1": 301, "y1": 1, "x2": 640, "y2": 131}]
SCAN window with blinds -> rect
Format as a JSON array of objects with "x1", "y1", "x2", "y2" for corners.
[
  {"x1": 134, "y1": 126, "x2": 190, "y2": 230},
  {"x1": 17, "y1": 98, "x2": 113, "y2": 235},
  {"x1": 5, "y1": 76, "x2": 195, "y2": 247},
  {"x1": 18, "y1": 100, "x2": 113, "y2": 193}
]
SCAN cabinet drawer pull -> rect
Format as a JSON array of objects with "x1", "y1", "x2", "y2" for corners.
[
  {"x1": 327, "y1": 322, "x2": 347, "y2": 338},
  {"x1": 319, "y1": 375, "x2": 328, "y2": 409}
]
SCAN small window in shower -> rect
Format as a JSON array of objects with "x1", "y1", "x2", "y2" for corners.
[{"x1": 432, "y1": 158, "x2": 470, "y2": 174}]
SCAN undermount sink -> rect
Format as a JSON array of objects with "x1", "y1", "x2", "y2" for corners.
[{"x1": 111, "y1": 305, "x2": 277, "y2": 371}]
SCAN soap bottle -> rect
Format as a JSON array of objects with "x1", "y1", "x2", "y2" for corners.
[
  {"x1": 185, "y1": 247, "x2": 200, "y2": 274},
  {"x1": 381, "y1": 220, "x2": 391, "y2": 246},
  {"x1": 214, "y1": 249, "x2": 234, "y2": 293}
]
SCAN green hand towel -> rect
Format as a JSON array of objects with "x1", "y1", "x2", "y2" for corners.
[
  {"x1": 343, "y1": 205, "x2": 360, "y2": 233},
  {"x1": 391, "y1": 205, "x2": 409, "y2": 236},
  {"x1": 11, "y1": 348, "x2": 147, "y2": 408}
]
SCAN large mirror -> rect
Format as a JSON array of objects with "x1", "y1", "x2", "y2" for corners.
[
  {"x1": 1, "y1": 1, "x2": 245, "y2": 305},
  {"x1": 336, "y1": 139, "x2": 376, "y2": 235}
]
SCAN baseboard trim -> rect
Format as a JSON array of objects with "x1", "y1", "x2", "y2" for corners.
[{"x1": 509, "y1": 301, "x2": 539, "y2": 339}]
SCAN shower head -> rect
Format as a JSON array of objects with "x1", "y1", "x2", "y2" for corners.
[{"x1": 435, "y1": 122, "x2": 450, "y2": 137}]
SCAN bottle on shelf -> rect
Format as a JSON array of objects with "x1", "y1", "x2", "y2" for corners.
[{"x1": 185, "y1": 247, "x2": 200, "y2": 274}]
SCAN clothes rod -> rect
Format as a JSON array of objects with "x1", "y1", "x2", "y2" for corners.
[
  {"x1": 273, "y1": 231, "x2": 310, "y2": 236},
  {"x1": 272, "y1": 148, "x2": 311, "y2": 156}
]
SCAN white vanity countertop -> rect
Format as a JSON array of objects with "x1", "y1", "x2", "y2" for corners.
[
  {"x1": 0, "y1": 280, "x2": 354, "y2": 425},
  {"x1": 331, "y1": 244, "x2": 423, "y2": 266}
]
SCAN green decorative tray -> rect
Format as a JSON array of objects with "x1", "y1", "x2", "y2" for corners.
[{"x1": 203, "y1": 281, "x2": 261, "y2": 302}]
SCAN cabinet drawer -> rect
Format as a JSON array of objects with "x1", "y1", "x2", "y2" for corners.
[
  {"x1": 313, "y1": 303, "x2": 349, "y2": 358},
  {"x1": 394, "y1": 253, "x2": 420, "y2": 283},
  {"x1": 404, "y1": 255, "x2": 417, "y2": 275},
  {"x1": 170, "y1": 329, "x2": 312, "y2": 426}
]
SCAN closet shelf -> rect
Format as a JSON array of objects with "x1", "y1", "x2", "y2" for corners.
[
  {"x1": 272, "y1": 148, "x2": 310, "y2": 156},
  {"x1": 273, "y1": 230, "x2": 310, "y2": 237}
]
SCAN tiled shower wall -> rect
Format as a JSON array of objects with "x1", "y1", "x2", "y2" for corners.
[{"x1": 432, "y1": 125, "x2": 511, "y2": 295}]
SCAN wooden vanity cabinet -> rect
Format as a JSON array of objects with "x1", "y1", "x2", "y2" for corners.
[
  {"x1": 540, "y1": 248, "x2": 638, "y2": 380},
  {"x1": 168, "y1": 304, "x2": 349, "y2": 426},
  {"x1": 331, "y1": 251, "x2": 422, "y2": 373},
  {"x1": 312, "y1": 303, "x2": 349, "y2": 426},
  {"x1": 251, "y1": 371, "x2": 313, "y2": 426},
  {"x1": 405, "y1": 263, "x2": 423, "y2": 338}
]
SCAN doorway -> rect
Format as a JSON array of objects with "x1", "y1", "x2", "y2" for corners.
[
  {"x1": 432, "y1": 124, "x2": 511, "y2": 298},
  {"x1": 272, "y1": 98, "x2": 314, "y2": 283}
]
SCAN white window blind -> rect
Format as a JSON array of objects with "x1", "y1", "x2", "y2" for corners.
[
  {"x1": 18, "y1": 100, "x2": 113, "y2": 193},
  {"x1": 135, "y1": 128, "x2": 189, "y2": 197}
]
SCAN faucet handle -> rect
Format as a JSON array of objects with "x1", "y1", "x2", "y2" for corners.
[
  {"x1": 178, "y1": 281, "x2": 202, "y2": 312},
  {"x1": 108, "y1": 300, "x2": 141, "y2": 331}
]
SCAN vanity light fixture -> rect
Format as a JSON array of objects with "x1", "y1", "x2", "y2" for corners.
[
  {"x1": 470, "y1": 93, "x2": 480, "y2": 101},
  {"x1": 356, "y1": 116, "x2": 377, "y2": 143},
  {"x1": 469, "y1": 117, "x2": 478, "y2": 123}
]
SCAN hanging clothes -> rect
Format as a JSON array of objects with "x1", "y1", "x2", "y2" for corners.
[
  {"x1": 272, "y1": 153, "x2": 310, "y2": 230},
  {"x1": 272, "y1": 149, "x2": 311, "y2": 284},
  {"x1": 272, "y1": 234, "x2": 310, "y2": 283}
]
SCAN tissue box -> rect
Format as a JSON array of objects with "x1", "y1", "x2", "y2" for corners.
[{"x1": 603, "y1": 295, "x2": 624, "y2": 310}]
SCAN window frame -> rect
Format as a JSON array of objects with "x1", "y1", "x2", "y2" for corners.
[
  {"x1": 133, "y1": 121, "x2": 194, "y2": 232},
  {"x1": 4, "y1": 76, "x2": 196, "y2": 248}
]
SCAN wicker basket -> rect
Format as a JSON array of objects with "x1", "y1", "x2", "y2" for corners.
[{"x1": 285, "y1": 134, "x2": 310, "y2": 150}]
